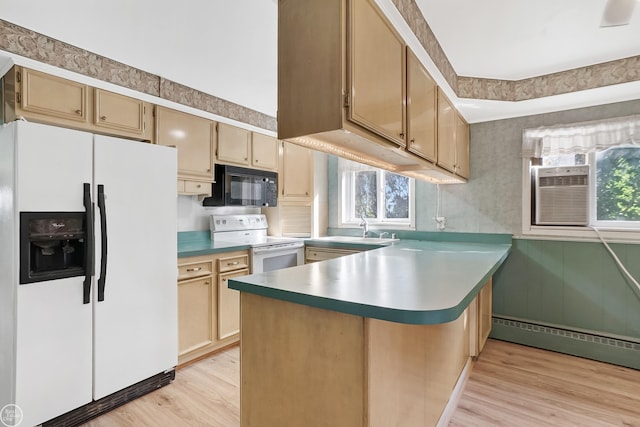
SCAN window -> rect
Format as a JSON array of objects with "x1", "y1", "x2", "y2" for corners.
[
  {"x1": 522, "y1": 114, "x2": 640, "y2": 238},
  {"x1": 339, "y1": 159, "x2": 415, "y2": 228},
  {"x1": 536, "y1": 148, "x2": 640, "y2": 228}
]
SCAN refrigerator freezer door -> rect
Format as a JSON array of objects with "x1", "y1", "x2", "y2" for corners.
[
  {"x1": 14, "y1": 122, "x2": 94, "y2": 426},
  {"x1": 92, "y1": 135, "x2": 177, "y2": 399}
]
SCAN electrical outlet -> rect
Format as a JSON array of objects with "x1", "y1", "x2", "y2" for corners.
[{"x1": 435, "y1": 216, "x2": 446, "y2": 231}]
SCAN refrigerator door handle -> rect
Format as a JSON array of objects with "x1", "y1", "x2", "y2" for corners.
[
  {"x1": 97, "y1": 184, "x2": 108, "y2": 302},
  {"x1": 83, "y1": 183, "x2": 94, "y2": 304}
]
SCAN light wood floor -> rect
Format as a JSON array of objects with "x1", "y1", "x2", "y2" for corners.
[{"x1": 83, "y1": 339, "x2": 640, "y2": 426}]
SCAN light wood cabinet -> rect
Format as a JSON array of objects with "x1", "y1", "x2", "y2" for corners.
[
  {"x1": 281, "y1": 141, "x2": 313, "y2": 202},
  {"x1": 406, "y1": 48, "x2": 437, "y2": 163},
  {"x1": 437, "y1": 89, "x2": 469, "y2": 179},
  {"x1": 2, "y1": 66, "x2": 153, "y2": 141},
  {"x1": 177, "y1": 250, "x2": 249, "y2": 366},
  {"x1": 251, "y1": 133, "x2": 279, "y2": 171},
  {"x1": 218, "y1": 269, "x2": 249, "y2": 340},
  {"x1": 305, "y1": 246, "x2": 363, "y2": 263},
  {"x1": 469, "y1": 279, "x2": 492, "y2": 357},
  {"x1": 278, "y1": 0, "x2": 469, "y2": 184},
  {"x1": 455, "y1": 112, "x2": 470, "y2": 179},
  {"x1": 94, "y1": 89, "x2": 148, "y2": 137},
  {"x1": 216, "y1": 124, "x2": 278, "y2": 172},
  {"x1": 216, "y1": 122, "x2": 251, "y2": 166},
  {"x1": 349, "y1": 0, "x2": 405, "y2": 147},
  {"x1": 156, "y1": 106, "x2": 215, "y2": 195}
]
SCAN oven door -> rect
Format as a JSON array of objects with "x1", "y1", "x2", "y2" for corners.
[{"x1": 252, "y1": 242, "x2": 304, "y2": 273}]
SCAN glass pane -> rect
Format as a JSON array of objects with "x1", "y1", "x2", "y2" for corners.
[
  {"x1": 384, "y1": 172, "x2": 409, "y2": 219},
  {"x1": 596, "y1": 146, "x2": 640, "y2": 221},
  {"x1": 354, "y1": 171, "x2": 377, "y2": 218}
]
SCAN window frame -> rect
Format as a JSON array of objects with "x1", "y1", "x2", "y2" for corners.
[
  {"x1": 521, "y1": 151, "x2": 640, "y2": 242},
  {"x1": 338, "y1": 167, "x2": 416, "y2": 230}
]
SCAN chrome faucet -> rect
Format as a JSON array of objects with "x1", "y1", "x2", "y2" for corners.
[
  {"x1": 378, "y1": 232, "x2": 389, "y2": 239},
  {"x1": 359, "y1": 213, "x2": 369, "y2": 238}
]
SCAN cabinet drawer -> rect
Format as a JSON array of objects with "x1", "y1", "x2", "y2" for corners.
[
  {"x1": 218, "y1": 254, "x2": 250, "y2": 273},
  {"x1": 305, "y1": 247, "x2": 361, "y2": 262},
  {"x1": 178, "y1": 260, "x2": 213, "y2": 281},
  {"x1": 182, "y1": 180, "x2": 211, "y2": 196}
]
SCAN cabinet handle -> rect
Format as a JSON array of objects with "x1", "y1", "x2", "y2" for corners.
[
  {"x1": 204, "y1": 281, "x2": 210, "y2": 285},
  {"x1": 399, "y1": 132, "x2": 405, "y2": 138},
  {"x1": 100, "y1": 115, "x2": 107, "y2": 121},
  {"x1": 255, "y1": 159, "x2": 259, "y2": 163},
  {"x1": 410, "y1": 138, "x2": 416, "y2": 143},
  {"x1": 207, "y1": 168, "x2": 211, "y2": 172},
  {"x1": 227, "y1": 261, "x2": 239, "y2": 266},
  {"x1": 196, "y1": 184, "x2": 201, "y2": 188},
  {"x1": 75, "y1": 109, "x2": 82, "y2": 115},
  {"x1": 222, "y1": 278, "x2": 227, "y2": 282},
  {"x1": 244, "y1": 157, "x2": 248, "y2": 161},
  {"x1": 186, "y1": 267, "x2": 202, "y2": 272},
  {"x1": 305, "y1": 192, "x2": 309, "y2": 196}
]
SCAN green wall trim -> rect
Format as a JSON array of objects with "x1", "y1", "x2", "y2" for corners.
[
  {"x1": 491, "y1": 319, "x2": 640, "y2": 370},
  {"x1": 326, "y1": 227, "x2": 512, "y2": 244}
]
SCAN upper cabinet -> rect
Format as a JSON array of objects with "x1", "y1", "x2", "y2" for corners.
[
  {"x1": 349, "y1": 0, "x2": 405, "y2": 147},
  {"x1": 216, "y1": 123, "x2": 278, "y2": 172},
  {"x1": 216, "y1": 123, "x2": 251, "y2": 166},
  {"x1": 94, "y1": 89, "x2": 148, "y2": 137},
  {"x1": 251, "y1": 133, "x2": 279, "y2": 171},
  {"x1": 406, "y1": 48, "x2": 437, "y2": 163},
  {"x1": 280, "y1": 141, "x2": 313, "y2": 202},
  {"x1": 437, "y1": 90, "x2": 469, "y2": 179},
  {"x1": 156, "y1": 106, "x2": 215, "y2": 195},
  {"x1": 278, "y1": 0, "x2": 468, "y2": 184},
  {"x1": 2, "y1": 66, "x2": 152, "y2": 141}
]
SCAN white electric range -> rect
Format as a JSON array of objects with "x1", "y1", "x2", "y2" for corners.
[{"x1": 210, "y1": 214, "x2": 304, "y2": 273}]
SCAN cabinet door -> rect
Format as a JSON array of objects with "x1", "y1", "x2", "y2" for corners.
[
  {"x1": 217, "y1": 123, "x2": 251, "y2": 166},
  {"x1": 178, "y1": 276, "x2": 214, "y2": 357},
  {"x1": 281, "y1": 141, "x2": 313, "y2": 201},
  {"x1": 20, "y1": 68, "x2": 88, "y2": 122},
  {"x1": 218, "y1": 268, "x2": 249, "y2": 340},
  {"x1": 156, "y1": 106, "x2": 214, "y2": 181},
  {"x1": 94, "y1": 89, "x2": 146, "y2": 137},
  {"x1": 478, "y1": 280, "x2": 492, "y2": 353},
  {"x1": 349, "y1": 0, "x2": 405, "y2": 147},
  {"x1": 455, "y1": 113, "x2": 470, "y2": 179},
  {"x1": 436, "y1": 90, "x2": 456, "y2": 174},
  {"x1": 251, "y1": 133, "x2": 279, "y2": 171},
  {"x1": 406, "y1": 49, "x2": 437, "y2": 163}
]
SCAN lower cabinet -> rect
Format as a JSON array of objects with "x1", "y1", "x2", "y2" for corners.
[
  {"x1": 305, "y1": 246, "x2": 363, "y2": 263},
  {"x1": 469, "y1": 278, "x2": 492, "y2": 357},
  {"x1": 177, "y1": 250, "x2": 249, "y2": 366}
]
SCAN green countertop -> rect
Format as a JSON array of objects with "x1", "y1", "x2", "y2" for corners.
[
  {"x1": 229, "y1": 239, "x2": 511, "y2": 325},
  {"x1": 178, "y1": 231, "x2": 250, "y2": 258}
]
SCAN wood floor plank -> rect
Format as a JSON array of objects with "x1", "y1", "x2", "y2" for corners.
[{"x1": 80, "y1": 340, "x2": 640, "y2": 426}]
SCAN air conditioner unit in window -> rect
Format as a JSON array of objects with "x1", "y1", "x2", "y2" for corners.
[{"x1": 534, "y1": 165, "x2": 589, "y2": 226}]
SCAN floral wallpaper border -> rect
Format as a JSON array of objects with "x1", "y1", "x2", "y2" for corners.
[{"x1": 0, "y1": 19, "x2": 277, "y2": 132}]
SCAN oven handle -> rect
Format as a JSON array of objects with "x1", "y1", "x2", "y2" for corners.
[{"x1": 252, "y1": 242, "x2": 304, "y2": 255}]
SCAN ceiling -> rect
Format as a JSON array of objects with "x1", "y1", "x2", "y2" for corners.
[{"x1": 0, "y1": 0, "x2": 638, "y2": 124}]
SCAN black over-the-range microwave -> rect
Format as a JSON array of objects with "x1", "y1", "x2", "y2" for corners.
[{"x1": 202, "y1": 164, "x2": 278, "y2": 207}]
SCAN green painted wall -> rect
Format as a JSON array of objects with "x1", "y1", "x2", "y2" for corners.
[{"x1": 493, "y1": 238, "x2": 640, "y2": 339}]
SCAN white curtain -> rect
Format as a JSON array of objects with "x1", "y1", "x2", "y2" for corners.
[{"x1": 521, "y1": 114, "x2": 640, "y2": 158}]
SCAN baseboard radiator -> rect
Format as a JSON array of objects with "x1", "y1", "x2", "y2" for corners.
[
  {"x1": 41, "y1": 369, "x2": 175, "y2": 427},
  {"x1": 492, "y1": 316, "x2": 640, "y2": 369}
]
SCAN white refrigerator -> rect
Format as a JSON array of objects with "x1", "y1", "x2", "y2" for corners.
[{"x1": 0, "y1": 121, "x2": 177, "y2": 426}]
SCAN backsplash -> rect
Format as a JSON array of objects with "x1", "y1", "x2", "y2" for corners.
[{"x1": 177, "y1": 195, "x2": 259, "y2": 232}]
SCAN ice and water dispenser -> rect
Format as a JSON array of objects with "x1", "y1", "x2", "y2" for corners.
[{"x1": 20, "y1": 212, "x2": 88, "y2": 284}]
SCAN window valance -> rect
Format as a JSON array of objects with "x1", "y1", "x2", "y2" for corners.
[{"x1": 521, "y1": 114, "x2": 640, "y2": 158}]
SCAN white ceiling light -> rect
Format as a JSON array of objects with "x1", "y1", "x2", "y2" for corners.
[{"x1": 601, "y1": 0, "x2": 637, "y2": 27}]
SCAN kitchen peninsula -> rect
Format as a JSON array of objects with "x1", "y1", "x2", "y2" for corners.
[{"x1": 229, "y1": 239, "x2": 511, "y2": 427}]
